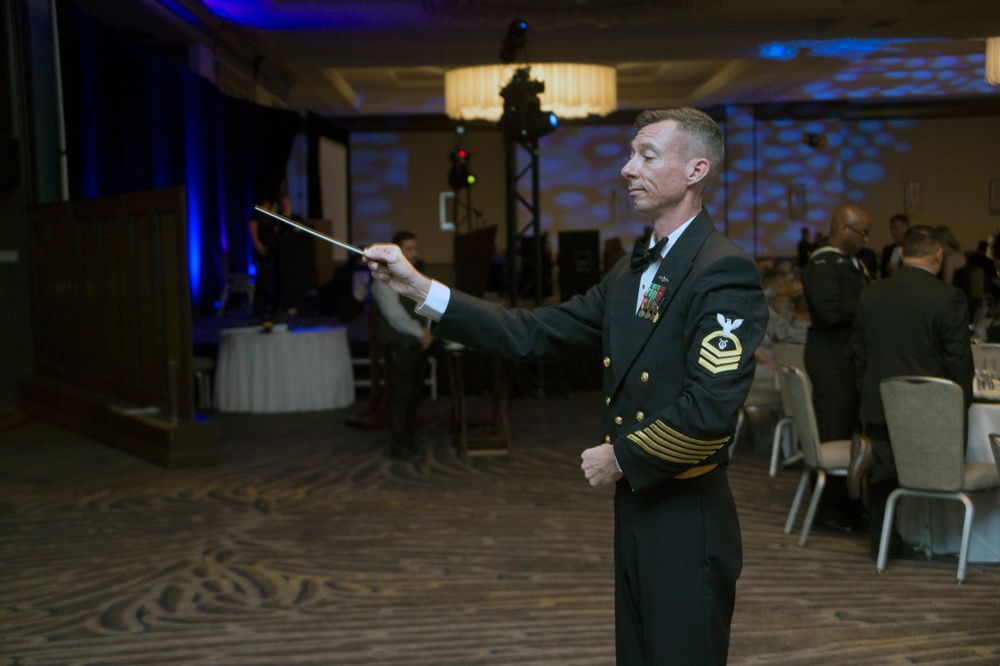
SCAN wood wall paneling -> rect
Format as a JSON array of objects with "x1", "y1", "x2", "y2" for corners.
[{"x1": 22, "y1": 187, "x2": 218, "y2": 467}]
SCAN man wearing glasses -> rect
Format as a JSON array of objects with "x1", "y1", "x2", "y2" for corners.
[{"x1": 801, "y1": 204, "x2": 873, "y2": 532}]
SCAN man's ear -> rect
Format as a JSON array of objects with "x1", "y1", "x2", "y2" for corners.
[{"x1": 688, "y1": 157, "x2": 710, "y2": 185}]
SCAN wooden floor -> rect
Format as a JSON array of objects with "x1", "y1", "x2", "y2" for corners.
[{"x1": 2, "y1": 391, "x2": 998, "y2": 665}]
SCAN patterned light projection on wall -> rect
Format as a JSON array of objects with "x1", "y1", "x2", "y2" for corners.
[
  {"x1": 792, "y1": 53, "x2": 992, "y2": 101},
  {"x1": 350, "y1": 133, "x2": 409, "y2": 247},
  {"x1": 347, "y1": 111, "x2": 965, "y2": 263}
]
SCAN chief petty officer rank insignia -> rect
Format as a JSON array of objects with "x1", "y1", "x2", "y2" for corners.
[
  {"x1": 638, "y1": 279, "x2": 668, "y2": 322},
  {"x1": 698, "y1": 314, "x2": 744, "y2": 374}
]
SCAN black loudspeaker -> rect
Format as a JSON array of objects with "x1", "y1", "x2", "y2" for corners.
[
  {"x1": 454, "y1": 225, "x2": 497, "y2": 298},
  {"x1": 557, "y1": 230, "x2": 600, "y2": 300},
  {"x1": 0, "y1": 136, "x2": 19, "y2": 191},
  {"x1": 518, "y1": 234, "x2": 552, "y2": 299}
]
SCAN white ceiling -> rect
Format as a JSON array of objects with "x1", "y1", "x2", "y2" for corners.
[{"x1": 70, "y1": 0, "x2": 1000, "y2": 118}]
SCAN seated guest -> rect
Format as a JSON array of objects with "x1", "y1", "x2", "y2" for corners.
[
  {"x1": 852, "y1": 225, "x2": 974, "y2": 560},
  {"x1": 936, "y1": 226, "x2": 967, "y2": 287},
  {"x1": 965, "y1": 240, "x2": 1000, "y2": 320},
  {"x1": 371, "y1": 230, "x2": 433, "y2": 462},
  {"x1": 879, "y1": 213, "x2": 909, "y2": 279}
]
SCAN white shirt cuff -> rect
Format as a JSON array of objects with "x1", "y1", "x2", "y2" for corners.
[{"x1": 415, "y1": 279, "x2": 450, "y2": 321}]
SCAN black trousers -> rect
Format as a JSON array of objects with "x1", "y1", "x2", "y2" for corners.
[
  {"x1": 861, "y1": 422, "x2": 900, "y2": 558},
  {"x1": 804, "y1": 350, "x2": 863, "y2": 524},
  {"x1": 614, "y1": 466, "x2": 741, "y2": 666},
  {"x1": 383, "y1": 340, "x2": 427, "y2": 456}
]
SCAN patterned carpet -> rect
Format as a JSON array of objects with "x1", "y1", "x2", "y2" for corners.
[{"x1": 2, "y1": 391, "x2": 999, "y2": 665}]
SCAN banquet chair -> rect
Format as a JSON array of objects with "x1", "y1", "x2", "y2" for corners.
[
  {"x1": 781, "y1": 364, "x2": 852, "y2": 546},
  {"x1": 990, "y1": 434, "x2": 1000, "y2": 480},
  {"x1": 214, "y1": 251, "x2": 255, "y2": 317},
  {"x1": 878, "y1": 377, "x2": 1000, "y2": 582},
  {"x1": 769, "y1": 342, "x2": 806, "y2": 477},
  {"x1": 191, "y1": 356, "x2": 215, "y2": 410}
]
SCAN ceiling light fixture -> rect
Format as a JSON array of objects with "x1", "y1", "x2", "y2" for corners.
[
  {"x1": 445, "y1": 63, "x2": 616, "y2": 121},
  {"x1": 987, "y1": 37, "x2": 1000, "y2": 86}
]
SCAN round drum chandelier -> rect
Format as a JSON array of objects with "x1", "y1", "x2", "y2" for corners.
[{"x1": 445, "y1": 63, "x2": 617, "y2": 121}]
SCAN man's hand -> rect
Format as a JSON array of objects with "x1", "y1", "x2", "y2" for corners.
[
  {"x1": 581, "y1": 443, "x2": 623, "y2": 488},
  {"x1": 420, "y1": 327, "x2": 433, "y2": 350},
  {"x1": 364, "y1": 243, "x2": 433, "y2": 304}
]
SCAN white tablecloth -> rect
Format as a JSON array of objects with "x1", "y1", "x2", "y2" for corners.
[
  {"x1": 896, "y1": 401, "x2": 1000, "y2": 562},
  {"x1": 214, "y1": 325, "x2": 355, "y2": 413}
]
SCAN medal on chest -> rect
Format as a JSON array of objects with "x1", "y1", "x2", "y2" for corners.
[{"x1": 638, "y1": 282, "x2": 668, "y2": 323}]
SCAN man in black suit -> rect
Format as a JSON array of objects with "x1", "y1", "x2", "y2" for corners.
[
  {"x1": 853, "y1": 225, "x2": 974, "y2": 558},
  {"x1": 365, "y1": 108, "x2": 767, "y2": 665},
  {"x1": 878, "y1": 213, "x2": 909, "y2": 279}
]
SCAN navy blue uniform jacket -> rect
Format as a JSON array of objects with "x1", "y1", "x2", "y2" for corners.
[{"x1": 433, "y1": 209, "x2": 767, "y2": 491}]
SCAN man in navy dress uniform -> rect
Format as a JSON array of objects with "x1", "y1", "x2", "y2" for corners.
[{"x1": 364, "y1": 108, "x2": 767, "y2": 665}]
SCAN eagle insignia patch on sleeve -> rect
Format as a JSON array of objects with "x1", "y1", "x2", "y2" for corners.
[{"x1": 698, "y1": 314, "x2": 744, "y2": 374}]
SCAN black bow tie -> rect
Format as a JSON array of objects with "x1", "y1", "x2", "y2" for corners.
[{"x1": 631, "y1": 235, "x2": 668, "y2": 272}]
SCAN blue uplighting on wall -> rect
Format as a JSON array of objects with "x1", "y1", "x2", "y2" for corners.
[
  {"x1": 183, "y1": 79, "x2": 205, "y2": 301},
  {"x1": 200, "y1": 0, "x2": 424, "y2": 29}
]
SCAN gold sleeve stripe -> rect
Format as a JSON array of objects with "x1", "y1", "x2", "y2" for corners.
[
  {"x1": 698, "y1": 357, "x2": 740, "y2": 374},
  {"x1": 700, "y1": 345, "x2": 741, "y2": 362},
  {"x1": 625, "y1": 419, "x2": 731, "y2": 463},
  {"x1": 628, "y1": 431, "x2": 706, "y2": 463},
  {"x1": 699, "y1": 332, "x2": 744, "y2": 375},
  {"x1": 647, "y1": 420, "x2": 730, "y2": 446}
]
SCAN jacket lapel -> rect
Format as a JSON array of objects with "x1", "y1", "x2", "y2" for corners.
[{"x1": 609, "y1": 209, "x2": 715, "y2": 390}]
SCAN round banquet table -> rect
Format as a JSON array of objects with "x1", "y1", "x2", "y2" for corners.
[
  {"x1": 214, "y1": 325, "x2": 355, "y2": 413},
  {"x1": 896, "y1": 399, "x2": 1000, "y2": 563}
]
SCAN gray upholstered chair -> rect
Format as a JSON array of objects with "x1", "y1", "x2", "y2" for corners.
[
  {"x1": 781, "y1": 364, "x2": 852, "y2": 546},
  {"x1": 769, "y1": 342, "x2": 805, "y2": 477},
  {"x1": 991, "y1": 434, "x2": 1000, "y2": 479},
  {"x1": 878, "y1": 377, "x2": 1000, "y2": 582}
]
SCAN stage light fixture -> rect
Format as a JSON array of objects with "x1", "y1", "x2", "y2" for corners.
[
  {"x1": 499, "y1": 67, "x2": 559, "y2": 142},
  {"x1": 448, "y1": 147, "x2": 476, "y2": 189},
  {"x1": 803, "y1": 132, "x2": 828, "y2": 149},
  {"x1": 500, "y1": 19, "x2": 528, "y2": 64}
]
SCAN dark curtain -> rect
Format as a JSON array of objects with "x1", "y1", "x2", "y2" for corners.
[{"x1": 57, "y1": 0, "x2": 299, "y2": 311}]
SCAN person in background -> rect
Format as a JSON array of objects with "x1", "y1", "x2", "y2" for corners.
[
  {"x1": 602, "y1": 236, "x2": 627, "y2": 275},
  {"x1": 801, "y1": 203, "x2": 872, "y2": 532},
  {"x1": 797, "y1": 226, "x2": 813, "y2": 268},
  {"x1": 852, "y1": 225, "x2": 974, "y2": 559},
  {"x1": 967, "y1": 240, "x2": 1000, "y2": 319},
  {"x1": 272, "y1": 194, "x2": 316, "y2": 325},
  {"x1": 371, "y1": 230, "x2": 433, "y2": 462},
  {"x1": 879, "y1": 213, "x2": 909, "y2": 279},
  {"x1": 248, "y1": 196, "x2": 280, "y2": 319},
  {"x1": 855, "y1": 244, "x2": 877, "y2": 279},
  {"x1": 364, "y1": 108, "x2": 767, "y2": 665},
  {"x1": 936, "y1": 226, "x2": 968, "y2": 287}
]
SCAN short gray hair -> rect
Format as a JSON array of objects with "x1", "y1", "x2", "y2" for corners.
[{"x1": 634, "y1": 108, "x2": 724, "y2": 184}]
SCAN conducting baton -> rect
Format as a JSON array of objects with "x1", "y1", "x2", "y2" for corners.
[{"x1": 253, "y1": 206, "x2": 364, "y2": 256}]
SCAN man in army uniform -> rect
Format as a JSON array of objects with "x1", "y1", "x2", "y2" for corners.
[{"x1": 364, "y1": 108, "x2": 767, "y2": 665}]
